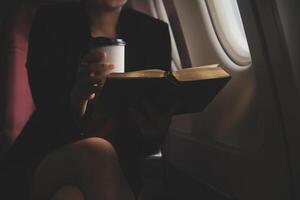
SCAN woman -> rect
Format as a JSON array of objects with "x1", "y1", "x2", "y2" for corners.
[{"x1": 0, "y1": 0, "x2": 173, "y2": 199}]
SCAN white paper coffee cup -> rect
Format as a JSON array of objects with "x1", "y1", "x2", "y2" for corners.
[{"x1": 90, "y1": 37, "x2": 126, "y2": 73}]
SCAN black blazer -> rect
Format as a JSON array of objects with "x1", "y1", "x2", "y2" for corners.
[
  {"x1": 10, "y1": 1, "x2": 171, "y2": 155},
  {"x1": 1, "y1": 2, "x2": 171, "y2": 197}
]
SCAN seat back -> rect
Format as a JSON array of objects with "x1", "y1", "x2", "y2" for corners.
[{"x1": 0, "y1": 1, "x2": 37, "y2": 154}]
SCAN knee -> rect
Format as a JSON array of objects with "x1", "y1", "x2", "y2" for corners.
[
  {"x1": 36, "y1": 137, "x2": 118, "y2": 173},
  {"x1": 31, "y1": 138, "x2": 121, "y2": 200},
  {"x1": 66, "y1": 137, "x2": 119, "y2": 168},
  {"x1": 51, "y1": 185, "x2": 85, "y2": 200}
]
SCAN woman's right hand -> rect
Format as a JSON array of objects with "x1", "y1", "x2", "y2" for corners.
[{"x1": 70, "y1": 51, "x2": 114, "y2": 119}]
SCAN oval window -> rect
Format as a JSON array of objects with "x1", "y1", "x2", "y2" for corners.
[{"x1": 206, "y1": 0, "x2": 252, "y2": 66}]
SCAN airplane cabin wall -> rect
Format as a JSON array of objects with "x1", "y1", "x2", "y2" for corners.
[
  {"x1": 164, "y1": 0, "x2": 296, "y2": 199},
  {"x1": 171, "y1": 0, "x2": 218, "y2": 67},
  {"x1": 272, "y1": 1, "x2": 300, "y2": 199},
  {"x1": 248, "y1": 0, "x2": 300, "y2": 199},
  {"x1": 275, "y1": 0, "x2": 300, "y2": 92}
]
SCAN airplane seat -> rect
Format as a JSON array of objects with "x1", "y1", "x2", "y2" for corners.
[{"x1": 0, "y1": 0, "x2": 37, "y2": 156}]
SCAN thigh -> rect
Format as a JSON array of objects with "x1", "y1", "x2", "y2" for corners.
[
  {"x1": 31, "y1": 137, "x2": 134, "y2": 200},
  {"x1": 51, "y1": 185, "x2": 85, "y2": 200}
]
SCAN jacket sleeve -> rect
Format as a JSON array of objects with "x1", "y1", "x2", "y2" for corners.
[
  {"x1": 155, "y1": 22, "x2": 172, "y2": 71},
  {"x1": 26, "y1": 8, "x2": 66, "y2": 108},
  {"x1": 23, "y1": 7, "x2": 82, "y2": 155},
  {"x1": 146, "y1": 21, "x2": 172, "y2": 72}
]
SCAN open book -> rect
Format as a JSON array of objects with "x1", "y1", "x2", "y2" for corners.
[{"x1": 94, "y1": 64, "x2": 230, "y2": 115}]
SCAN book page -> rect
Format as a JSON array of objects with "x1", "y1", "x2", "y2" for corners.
[
  {"x1": 108, "y1": 69, "x2": 166, "y2": 79},
  {"x1": 172, "y1": 64, "x2": 230, "y2": 82}
]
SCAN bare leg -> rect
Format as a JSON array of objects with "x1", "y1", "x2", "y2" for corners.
[
  {"x1": 31, "y1": 137, "x2": 135, "y2": 200},
  {"x1": 51, "y1": 185, "x2": 85, "y2": 200}
]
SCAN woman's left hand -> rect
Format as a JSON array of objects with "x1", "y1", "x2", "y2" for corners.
[{"x1": 128, "y1": 101, "x2": 178, "y2": 155}]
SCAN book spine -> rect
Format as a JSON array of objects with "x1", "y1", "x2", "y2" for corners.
[{"x1": 165, "y1": 71, "x2": 181, "y2": 86}]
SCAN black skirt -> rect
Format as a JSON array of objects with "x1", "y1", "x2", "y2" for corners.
[{"x1": 0, "y1": 110, "x2": 143, "y2": 200}]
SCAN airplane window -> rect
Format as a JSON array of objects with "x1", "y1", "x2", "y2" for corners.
[{"x1": 206, "y1": 0, "x2": 252, "y2": 66}]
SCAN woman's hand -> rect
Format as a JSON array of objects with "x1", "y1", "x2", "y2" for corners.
[
  {"x1": 70, "y1": 52, "x2": 114, "y2": 119},
  {"x1": 128, "y1": 101, "x2": 178, "y2": 155}
]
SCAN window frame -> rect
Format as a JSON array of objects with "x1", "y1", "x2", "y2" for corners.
[{"x1": 205, "y1": 0, "x2": 252, "y2": 66}]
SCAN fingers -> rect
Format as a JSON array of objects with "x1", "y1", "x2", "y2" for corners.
[
  {"x1": 80, "y1": 76, "x2": 104, "y2": 86},
  {"x1": 78, "y1": 62, "x2": 114, "y2": 75},
  {"x1": 77, "y1": 62, "x2": 114, "y2": 89},
  {"x1": 82, "y1": 51, "x2": 106, "y2": 63},
  {"x1": 77, "y1": 74, "x2": 108, "y2": 96},
  {"x1": 79, "y1": 51, "x2": 114, "y2": 77},
  {"x1": 74, "y1": 82, "x2": 99, "y2": 100},
  {"x1": 73, "y1": 51, "x2": 114, "y2": 104}
]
